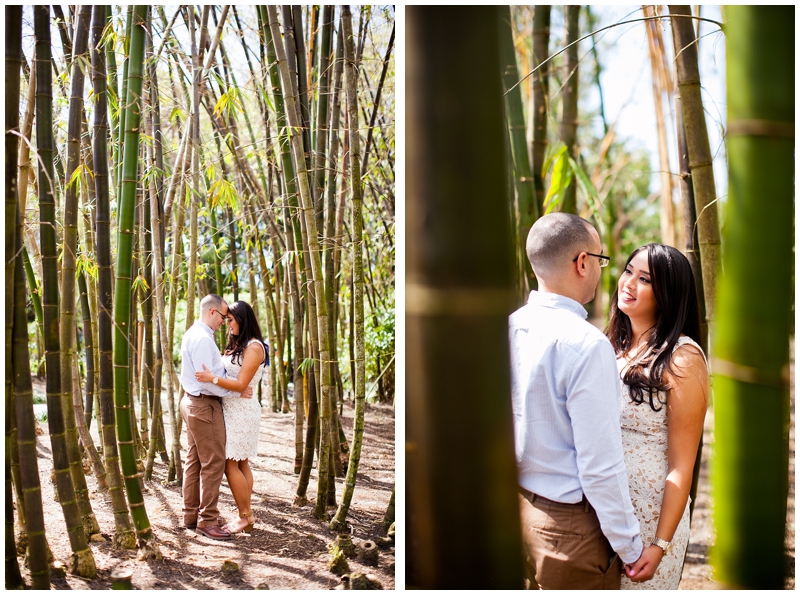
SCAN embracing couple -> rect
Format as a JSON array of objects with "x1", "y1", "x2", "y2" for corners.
[
  {"x1": 179, "y1": 294, "x2": 270, "y2": 541},
  {"x1": 510, "y1": 213, "x2": 709, "y2": 589}
]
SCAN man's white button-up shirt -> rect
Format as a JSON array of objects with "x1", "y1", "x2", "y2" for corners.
[
  {"x1": 509, "y1": 290, "x2": 643, "y2": 564},
  {"x1": 180, "y1": 321, "x2": 236, "y2": 398}
]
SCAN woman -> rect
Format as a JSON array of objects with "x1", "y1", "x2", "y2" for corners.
[
  {"x1": 606, "y1": 244, "x2": 709, "y2": 589},
  {"x1": 196, "y1": 300, "x2": 269, "y2": 534}
]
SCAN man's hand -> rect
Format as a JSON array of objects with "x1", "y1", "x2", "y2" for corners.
[
  {"x1": 624, "y1": 544, "x2": 664, "y2": 583},
  {"x1": 240, "y1": 385, "x2": 253, "y2": 399}
]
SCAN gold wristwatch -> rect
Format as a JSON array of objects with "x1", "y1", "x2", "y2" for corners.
[
  {"x1": 651, "y1": 537, "x2": 672, "y2": 555},
  {"x1": 212, "y1": 376, "x2": 219, "y2": 385}
]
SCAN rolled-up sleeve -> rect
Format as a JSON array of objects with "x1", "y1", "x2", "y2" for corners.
[{"x1": 566, "y1": 337, "x2": 644, "y2": 564}]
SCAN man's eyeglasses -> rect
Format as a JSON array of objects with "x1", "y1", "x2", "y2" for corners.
[
  {"x1": 573, "y1": 252, "x2": 610, "y2": 268},
  {"x1": 212, "y1": 308, "x2": 230, "y2": 322}
]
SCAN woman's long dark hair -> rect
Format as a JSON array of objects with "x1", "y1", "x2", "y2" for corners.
[
  {"x1": 606, "y1": 243, "x2": 701, "y2": 411},
  {"x1": 225, "y1": 301, "x2": 267, "y2": 367}
]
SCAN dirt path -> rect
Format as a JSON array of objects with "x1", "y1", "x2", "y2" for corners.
[{"x1": 15, "y1": 384, "x2": 395, "y2": 590}]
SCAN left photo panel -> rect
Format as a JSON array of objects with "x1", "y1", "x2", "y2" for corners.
[{"x1": 5, "y1": 6, "x2": 395, "y2": 589}]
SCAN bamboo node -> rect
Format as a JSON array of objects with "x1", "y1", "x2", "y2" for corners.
[
  {"x1": 688, "y1": 159, "x2": 713, "y2": 169},
  {"x1": 406, "y1": 283, "x2": 516, "y2": 316},
  {"x1": 727, "y1": 119, "x2": 794, "y2": 139},
  {"x1": 712, "y1": 357, "x2": 789, "y2": 390}
]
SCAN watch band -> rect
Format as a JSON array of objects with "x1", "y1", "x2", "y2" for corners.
[{"x1": 651, "y1": 536, "x2": 672, "y2": 555}]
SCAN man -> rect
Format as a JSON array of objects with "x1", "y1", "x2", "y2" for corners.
[
  {"x1": 180, "y1": 294, "x2": 252, "y2": 540},
  {"x1": 509, "y1": 213, "x2": 650, "y2": 588}
]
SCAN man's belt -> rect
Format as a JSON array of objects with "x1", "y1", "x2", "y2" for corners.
[
  {"x1": 185, "y1": 392, "x2": 221, "y2": 403},
  {"x1": 518, "y1": 486, "x2": 591, "y2": 511}
]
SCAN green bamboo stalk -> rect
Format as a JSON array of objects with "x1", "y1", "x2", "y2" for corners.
[
  {"x1": 35, "y1": 5, "x2": 97, "y2": 578},
  {"x1": 267, "y1": 5, "x2": 336, "y2": 520},
  {"x1": 312, "y1": 6, "x2": 334, "y2": 234},
  {"x1": 711, "y1": 6, "x2": 793, "y2": 589},
  {"x1": 499, "y1": 6, "x2": 539, "y2": 295},
  {"x1": 325, "y1": 21, "x2": 346, "y2": 411},
  {"x1": 259, "y1": 5, "x2": 312, "y2": 493},
  {"x1": 92, "y1": 4, "x2": 136, "y2": 550},
  {"x1": 322, "y1": 19, "x2": 346, "y2": 477},
  {"x1": 112, "y1": 5, "x2": 161, "y2": 560},
  {"x1": 286, "y1": 7, "x2": 315, "y2": 204},
  {"x1": 406, "y1": 6, "x2": 523, "y2": 588},
  {"x1": 330, "y1": 7, "x2": 366, "y2": 532}
]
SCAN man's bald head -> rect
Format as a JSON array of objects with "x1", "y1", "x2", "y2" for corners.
[
  {"x1": 526, "y1": 213, "x2": 597, "y2": 281},
  {"x1": 200, "y1": 294, "x2": 226, "y2": 315}
]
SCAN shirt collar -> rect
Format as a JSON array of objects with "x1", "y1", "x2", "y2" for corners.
[
  {"x1": 527, "y1": 290, "x2": 588, "y2": 320},
  {"x1": 196, "y1": 321, "x2": 215, "y2": 336}
]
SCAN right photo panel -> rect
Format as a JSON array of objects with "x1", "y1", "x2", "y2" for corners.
[{"x1": 405, "y1": 5, "x2": 794, "y2": 590}]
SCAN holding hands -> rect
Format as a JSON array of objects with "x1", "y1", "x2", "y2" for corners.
[{"x1": 624, "y1": 544, "x2": 664, "y2": 583}]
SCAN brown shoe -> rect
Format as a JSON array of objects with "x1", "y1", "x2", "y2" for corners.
[{"x1": 196, "y1": 524, "x2": 232, "y2": 541}]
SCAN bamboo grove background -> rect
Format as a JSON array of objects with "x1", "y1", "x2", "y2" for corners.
[
  {"x1": 6, "y1": 5, "x2": 395, "y2": 585},
  {"x1": 407, "y1": 5, "x2": 793, "y2": 589}
]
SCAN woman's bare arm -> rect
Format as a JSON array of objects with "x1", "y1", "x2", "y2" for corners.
[
  {"x1": 195, "y1": 342, "x2": 264, "y2": 393},
  {"x1": 626, "y1": 343, "x2": 708, "y2": 582}
]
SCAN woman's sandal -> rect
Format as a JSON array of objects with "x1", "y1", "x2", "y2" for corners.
[{"x1": 227, "y1": 510, "x2": 255, "y2": 534}]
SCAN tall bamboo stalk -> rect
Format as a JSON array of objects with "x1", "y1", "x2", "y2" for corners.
[
  {"x1": 18, "y1": 38, "x2": 36, "y2": 220},
  {"x1": 330, "y1": 7, "x2": 366, "y2": 532},
  {"x1": 711, "y1": 6, "x2": 793, "y2": 588},
  {"x1": 499, "y1": 6, "x2": 538, "y2": 296},
  {"x1": 185, "y1": 6, "x2": 203, "y2": 330},
  {"x1": 13, "y1": 176, "x2": 51, "y2": 590},
  {"x1": 669, "y1": 5, "x2": 720, "y2": 325},
  {"x1": 91, "y1": 4, "x2": 136, "y2": 550},
  {"x1": 643, "y1": 5, "x2": 675, "y2": 247},
  {"x1": 149, "y1": 158, "x2": 183, "y2": 485},
  {"x1": 259, "y1": 5, "x2": 310, "y2": 486},
  {"x1": 5, "y1": 7, "x2": 25, "y2": 588},
  {"x1": 35, "y1": 5, "x2": 97, "y2": 577},
  {"x1": 59, "y1": 6, "x2": 102, "y2": 537},
  {"x1": 406, "y1": 6, "x2": 523, "y2": 588},
  {"x1": 267, "y1": 5, "x2": 336, "y2": 520},
  {"x1": 76, "y1": 272, "x2": 107, "y2": 488},
  {"x1": 560, "y1": 5, "x2": 580, "y2": 214},
  {"x1": 112, "y1": 5, "x2": 160, "y2": 559}
]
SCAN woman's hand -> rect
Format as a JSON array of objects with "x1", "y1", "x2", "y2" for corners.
[
  {"x1": 195, "y1": 364, "x2": 215, "y2": 383},
  {"x1": 624, "y1": 544, "x2": 664, "y2": 582}
]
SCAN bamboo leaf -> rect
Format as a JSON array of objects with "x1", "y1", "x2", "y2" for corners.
[
  {"x1": 169, "y1": 106, "x2": 185, "y2": 125},
  {"x1": 542, "y1": 142, "x2": 566, "y2": 180},
  {"x1": 543, "y1": 149, "x2": 573, "y2": 214},
  {"x1": 568, "y1": 156, "x2": 605, "y2": 236},
  {"x1": 298, "y1": 357, "x2": 314, "y2": 375}
]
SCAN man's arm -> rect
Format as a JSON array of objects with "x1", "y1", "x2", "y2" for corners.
[
  {"x1": 188, "y1": 337, "x2": 247, "y2": 398},
  {"x1": 565, "y1": 337, "x2": 644, "y2": 565}
]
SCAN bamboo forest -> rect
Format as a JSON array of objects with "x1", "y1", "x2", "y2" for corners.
[
  {"x1": 407, "y1": 5, "x2": 793, "y2": 590},
  {"x1": 6, "y1": 5, "x2": 395, "y2": 590}
]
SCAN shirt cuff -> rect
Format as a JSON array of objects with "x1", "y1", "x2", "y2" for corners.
[{"x1": 618, "y1": 536, "x2": 645, "y2": 565}]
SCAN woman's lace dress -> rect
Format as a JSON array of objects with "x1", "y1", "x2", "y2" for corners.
[
  {"x1": 619, "y1": 336, "x2": 705, "y2": 590},
  {"x1": 222, "y1": 340, "x2": 269, "y2": 461}
]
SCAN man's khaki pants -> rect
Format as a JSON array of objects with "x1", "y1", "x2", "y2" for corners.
[
  {"x1": 519, "y1": 491, "x2": 622, "y2": 589},
  {"x1": 181, "y1": 394, "x2": 227, "y2": 528}
]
